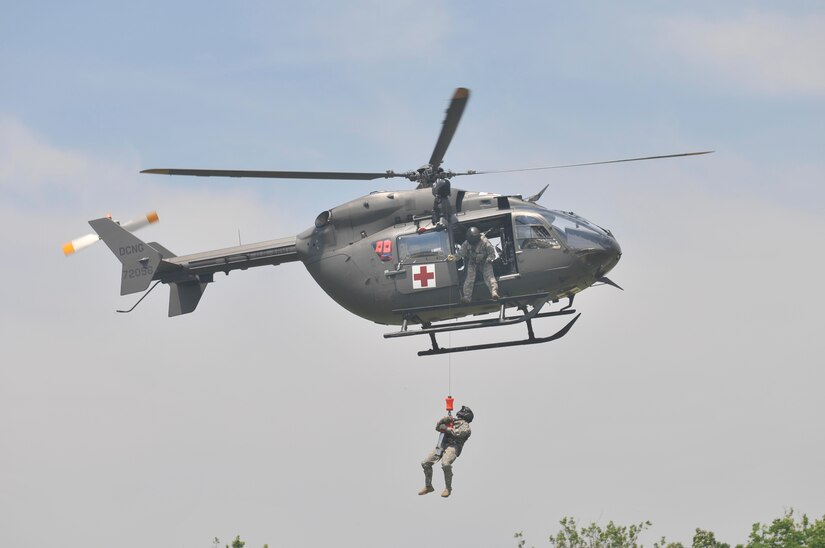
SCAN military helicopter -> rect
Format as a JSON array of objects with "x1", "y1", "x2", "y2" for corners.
[{"x1": 75, "y1": 88, "x2": 710, "y2": 356}]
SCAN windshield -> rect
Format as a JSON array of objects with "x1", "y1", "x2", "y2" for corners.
[{"x1": 540, "y1": 211, "x2": 612, "y2": 251}]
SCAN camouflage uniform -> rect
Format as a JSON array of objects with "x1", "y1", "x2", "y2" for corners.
[
  {"x1": 421, "y1": 417, "x2": 472, "y2": 491},
  {"x1": 458, "y1": 235, "x2": 498, "y2": 301}
]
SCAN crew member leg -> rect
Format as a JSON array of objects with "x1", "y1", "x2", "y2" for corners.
[
  {"x1": 462, "y1": 262, "x2": 478, "y2": 303},
  {"x1": 440, "y1": 446, "x2": 458, "y2": 497},
  {"x1": 431, "y1": 179, "x2": 452, "y2": 226},
  {"x1": 482, "y1": 262, "x2": 499, "y2": 299},
  {"x1": 419, "y1": 450, "x2": 438, "y2": 495},
  {"x1": 432, "y1": 197, "x2": 442, "y2": 225}
]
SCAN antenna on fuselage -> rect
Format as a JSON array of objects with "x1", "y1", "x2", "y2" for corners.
[{"x1": 527, "y1": 184, "x2": 549, "y2": 203}]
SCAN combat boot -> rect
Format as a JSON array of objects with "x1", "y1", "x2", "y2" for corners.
[
  {"x1": 491, "y1": 290, "x2": 500, "y2": 300},
  {"x1": 418, "y1": 485, "x2": 434, "y2": 495},
  {"x1": 460, "y1": 296, "x2": 470, "y2": 304},
  {"x1": 443, "y1": 467, "x2": 453, "y2": 497}
]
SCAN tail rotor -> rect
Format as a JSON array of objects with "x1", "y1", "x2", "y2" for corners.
[{"x1": 62, "y1": 211, "x2": 159, "y2": 256}]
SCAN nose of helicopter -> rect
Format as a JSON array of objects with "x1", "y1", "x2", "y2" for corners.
[
  {"x1": 598, "y1": 234, "x2": 622, "y2": 275},
  {"x1": 576, "y1": 233, "x2": 622, "y2": 277}
]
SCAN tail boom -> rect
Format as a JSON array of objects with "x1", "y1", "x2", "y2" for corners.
[{"x1": 88, "y1": 217, "x2": 299, "y2": 315}]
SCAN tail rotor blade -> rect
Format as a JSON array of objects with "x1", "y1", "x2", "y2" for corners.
[
  {"x1": 120, "y1": 210, "x2": 159, "y2": 232},
  {"x1": 62, "y1": 211, "x2": 159, "y2": 256},
  {"x1": 63, "y1": 233, "x2": 100, "y2": 256}
]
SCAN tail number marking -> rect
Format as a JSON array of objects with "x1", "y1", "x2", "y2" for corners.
[{"x1": 122, "y1": 266, "x2": 154, "y2": 279}]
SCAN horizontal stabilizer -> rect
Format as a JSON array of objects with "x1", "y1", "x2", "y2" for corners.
[
  {"x1": 147, "y1": 242, "x2": 176, "y2": 258},
  {"x1": 169, "y1": 281, "x2": 207, "y2": 316}
]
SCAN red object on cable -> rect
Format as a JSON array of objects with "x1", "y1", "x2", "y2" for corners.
[{"x1": 445, "y1": 396, "x2": 454, "y2": 412}]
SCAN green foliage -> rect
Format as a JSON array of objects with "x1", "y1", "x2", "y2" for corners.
[
  {"x1": 692, "y1": 529, "x2": 729, "y2": 548},
  {"x1": 744, "y1": 509, "x2": 825, "y2": 548},
  {"x1": 653, "y1": 536, "x2": 685, "y2": 548},
  {"x1": 547, "y1": 516, "x2": 653, "y2": 548},
  {"x1": 516, "y1": 510, "x2": 825, "y2": 548},
  {"x1": 513, "y1": 517, "x2": 654, "y2": 548},
  {"x1": 654, "y1": 528, "x2": 730, "y2": 548},
  {"x1": 212, "y1": 535, "x2": 268, "y2": 548}
]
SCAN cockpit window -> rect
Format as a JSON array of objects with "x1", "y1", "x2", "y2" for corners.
[
  {"x1": 514, "y1": 215, "x2": 560, "y2": 250},
  {"x1": 543, "y1": 211, "x2": 610, "y2": 251},
  {"x1": 397, "y1": 231, "x2": 449, "y2": 263}
]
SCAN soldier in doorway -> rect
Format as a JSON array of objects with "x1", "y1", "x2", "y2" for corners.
[
  {"x1": 419, "y1": 406, "x2": 473, "y2": 498},
  {"x1": 456, "y1": 226, "x2": 499, "y2": 303}
]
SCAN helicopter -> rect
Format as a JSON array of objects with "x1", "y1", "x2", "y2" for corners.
[{"x1": 76, "y1": 88, "x2": 711, "y2": 356}]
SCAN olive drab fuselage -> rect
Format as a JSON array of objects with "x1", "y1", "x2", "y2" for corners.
[
  {"x1": 84, "y1": 87, "x2": 705, "y2": 347},
  {"x1": 295, "y1": 187, "x2": 621, "y2": 325}
]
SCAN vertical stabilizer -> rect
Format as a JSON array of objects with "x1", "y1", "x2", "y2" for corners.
[
  {"x1": 168, "y1": 281, "x2": 208, "y2": 316},
  {"x1": 89, "y1": 218, "x2": 162, "y2": 295}
]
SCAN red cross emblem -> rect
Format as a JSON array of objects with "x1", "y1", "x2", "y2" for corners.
[{"x1": 412, "y1": 264, "x2": 436, "y2": 289}]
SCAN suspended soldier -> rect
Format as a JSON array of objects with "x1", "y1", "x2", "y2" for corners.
[
  {"x1": 457, "y1": 227, "x2": 499, "y2": 303},
  {"x1": 419, "y1": 405, "x2": 473, "y2": 498}
]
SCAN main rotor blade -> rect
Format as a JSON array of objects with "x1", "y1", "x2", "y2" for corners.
[
  {"x1": 429, "y1": 87, "x2": 470, "y2": 169},
  {"x1": 141, "y1": 168, "x2": 408, "y2": 180},
  {"x1": 453, "y1": 150, "x2": 714, "y2": 176}
]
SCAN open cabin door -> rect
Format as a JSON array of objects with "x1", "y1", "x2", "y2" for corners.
[
  {"x1": 453, "y1": 213, "x2": 519, "y2": 280},
  {"x1": 393, "y1": 230, "x2": 458, "y2": 295}
]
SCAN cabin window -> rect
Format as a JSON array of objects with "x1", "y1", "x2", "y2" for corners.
[
  {"x1": 397, "y1": 231, "x2": 449, "y2": 263},
  {"x1": 514, "y1": 215, "x2": 560, "y2": 250}
]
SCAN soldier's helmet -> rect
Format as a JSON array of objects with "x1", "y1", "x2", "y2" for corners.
[
  {"x1": 456, "y1": 406, "x2": 474, "y2": 423},
  {"x1": 466, "y1": 227, "x2": 481, "y2": 245}
]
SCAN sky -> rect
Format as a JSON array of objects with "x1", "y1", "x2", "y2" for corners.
[{"x1": 2, "y1": 1, "x2": 825, "y2": 547}]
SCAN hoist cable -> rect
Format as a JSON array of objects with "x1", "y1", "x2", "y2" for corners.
[{"x1": 447, "y1": 263, "x2": 453, "y2": 397}]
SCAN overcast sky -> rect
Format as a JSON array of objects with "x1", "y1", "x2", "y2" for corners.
[{"x1": 2, "y1": 2, "x2": 824, "y2": 547}]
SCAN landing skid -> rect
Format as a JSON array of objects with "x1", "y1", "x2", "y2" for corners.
[
  {"x1": 385, "y1": 296, "x2": 581, "y2": 356},
  {"x1": 418, "y1": 313, "x2": 580, "y2": 356}
]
